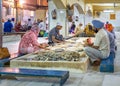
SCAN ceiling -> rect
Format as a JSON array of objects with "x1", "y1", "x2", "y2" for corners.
[
  {"x1": 85, "y1": 0, "x2": 120, "y2": 12},
  {"x1": 3, "y1": 0, "x2": 48, "y2": 10},
  {"x1": 3, "y1": 0, "x2": 120, "y2": 11},
  {"x1": 85, "y1": 0, "x2": 120, "y2": 3}
]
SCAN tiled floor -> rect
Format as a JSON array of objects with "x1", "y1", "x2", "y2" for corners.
[{"x1": 1, "y1": 32, "x2": 120, "y2": 86}]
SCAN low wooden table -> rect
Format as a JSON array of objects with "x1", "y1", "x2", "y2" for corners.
[{"x1": 0, "y1": 68, "x2": 69, "y2": 86}]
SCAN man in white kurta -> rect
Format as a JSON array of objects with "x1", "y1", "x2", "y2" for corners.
[{"x1": 84, "y1": 20, "x2": 110, "y2": 65}]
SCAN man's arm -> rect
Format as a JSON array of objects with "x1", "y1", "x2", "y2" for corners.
[
  {"x1": 83, "y1": 39, "x2": 99, "y2": 49},
  {"x1": 52, "y1": 36, "x2": 62, "y2": 43},
  {"x1": 92, "y1": 45, "x2": 99, "y2": 49},
  {"x1": 84, "y1": 43, "x2": 99, "y2": 49}
]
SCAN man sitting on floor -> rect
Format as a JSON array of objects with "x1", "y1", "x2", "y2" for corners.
[
  {"x1": 84, "y1": 20, "x2": 110, "y2": 66},
  {"x1": 48, "y1": 23, "x2": 64, "y2": 45}
]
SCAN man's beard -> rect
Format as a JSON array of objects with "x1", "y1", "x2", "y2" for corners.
[{"x1": 94, "y1": 29, "x2": 98, "y2": 33}]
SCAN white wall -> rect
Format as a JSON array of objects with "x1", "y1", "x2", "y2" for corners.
[
  {"x1": 84, "y1": 11, "x2": 120, "y2": 28},
  {"x1": 2, "y1": 7, "x2": 15, "y2": 21},
  {"x1": 98, "y1": 11, "x2": 120, "y2": 27},
  {"x1": 23, "y1": 10, "x2": 35, "y2": 22},
  {"x1": 85, "y1": 15, "x2": 93, "y2": 25},
  {"x1": 48, "y1": 0, "x2": 57, "y2": 30},
  {"x1": 73, "y1": 6, "x2": 85, "y2": 29},
  {"x1": 48, "y1": 0, "x2": 67, "y2": 36}
]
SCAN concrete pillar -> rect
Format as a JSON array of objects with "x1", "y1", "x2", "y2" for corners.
[
  {"x1": 15, "y1": 0, "x2": 18, "y2": 23},
  {"x1": 0, "y1": 0, "x2": 2, "y2": 47}
]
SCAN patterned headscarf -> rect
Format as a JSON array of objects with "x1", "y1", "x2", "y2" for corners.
[{"x1": 31, "y1": 24, "x2": 40, "y2": 36}]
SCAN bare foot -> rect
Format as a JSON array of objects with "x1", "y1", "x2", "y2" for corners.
[{"x1": 92, "y1": 59, "x2": 101, "y2": 66}]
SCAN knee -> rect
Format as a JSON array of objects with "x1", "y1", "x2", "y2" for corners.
[
  {"x1": 84, "y1": 47, "x2": 90, "y2": 53},
  {"x1": 27, "y1": 47, "x2": 34, "y2": 53}
]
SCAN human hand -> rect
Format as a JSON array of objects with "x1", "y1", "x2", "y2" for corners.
[
  {"x1": 83, "y1": 39, "x2": 93, "y2": 47},
  {"x1": 83, "y1": 39, "x2": 89, "y2": 47},
  {"x1": 83, "y1": 43, "x2": 88, "y2": 47},
  {"x1": 44, "y1": 48, "x2": 50, "y2": 50}
]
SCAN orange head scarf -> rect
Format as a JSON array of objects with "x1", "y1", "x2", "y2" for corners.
[{"x1": 107, "y1": 24, "x2": 113, "y2": 32}]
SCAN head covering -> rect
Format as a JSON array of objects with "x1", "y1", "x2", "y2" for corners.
[
  {"x1": 57, "y1": 22, "x2": 62, "y2": 26},
  {"x1": 11, "y1": 18, "x2": 15, "y2": 21},
  {"x1": 31, "y1": 24, "x2": 40, "y2": 31},
  {"x1": 106, "y1": 21, "x2": 109, "y2": 24},
  {"x1": 92, "y1": 20, "x2": 104, "y2": 29},
  {"x1": 8, "y1": 18, "x2": 11, "y2": 22},
  {"x1": 31, "y1": 24, "x2": 40, "y2": 36},
  {"x1": 108, "y1": 24, "x2": 113, "y2": 32},
  {"x1": 28, "y1": 18, "x2": 31, "y2": 21}
]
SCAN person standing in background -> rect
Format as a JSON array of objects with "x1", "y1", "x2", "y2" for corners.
[
  {"x1": 11, "y1": 18, "x2": 15, "y2": 32},
  {"x1": 27, "y1": 18, "x2": 32, "y2": 30},
  {"x1": 39, "y1": 20, "x2": 45, "y2": 31},
  {"x1": 69, "y1": 22, "x2": 76, "y2": 34}
]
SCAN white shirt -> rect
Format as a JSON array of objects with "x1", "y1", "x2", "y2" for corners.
[
  {"x1": 74, "y1": 25, "x2": 83, "y2": 35},
  {"x1": 2, "y1": 23, "x2": 4, "y2": 33},
  {"x1": 11, "y1": 21, "x2": 15, "y2": 28},
  {"x1": 94, "y1": 29, "x2": 110, "y2": 58},
  {"x1": 39, "y1": 22, "x2": 45, "y2": 30},
  {"x1": 27, "y1": 21, "x2": 32, "y2": 27}
]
